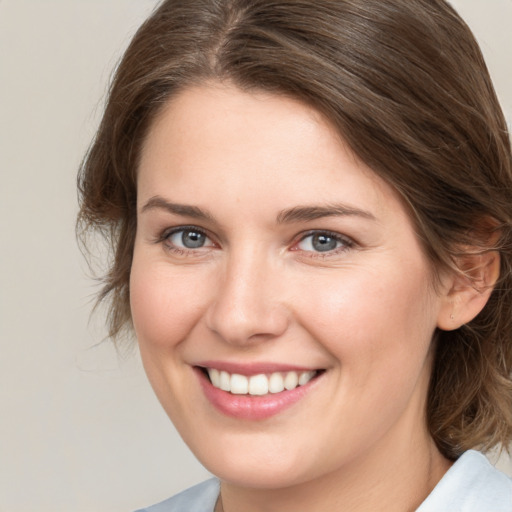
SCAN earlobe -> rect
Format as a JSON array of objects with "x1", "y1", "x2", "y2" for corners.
[{"x1": 437, "y1": 251, "x2": 500, "y2": 331}]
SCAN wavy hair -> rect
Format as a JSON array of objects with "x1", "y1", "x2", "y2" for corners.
[{"x1": 77, "y1": 0, "x2": 512, "y2": 459}]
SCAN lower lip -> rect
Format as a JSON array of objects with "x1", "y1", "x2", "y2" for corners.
[{"x1": 196, "y1": 368, "x2": 321, "y2": 420}]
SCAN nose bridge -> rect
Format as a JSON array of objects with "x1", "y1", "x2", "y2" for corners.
[{"x1": 206, "y1": 244, "x2": 288, "y2": 345}]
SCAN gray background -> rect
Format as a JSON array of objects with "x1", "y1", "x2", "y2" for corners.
[{"x1": 1, "y1": 1, "x2": 511, "y2": 511}]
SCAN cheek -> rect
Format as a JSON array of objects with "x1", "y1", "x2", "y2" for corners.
[
  {"x1": 295, "y1": 265, "x2": 437, "y2": 445},
  {"x1": 295, "y1": 261, "x2": 437, "y2": 374},
  {"x1": 129, "y1": 256, "x2": 207, "y2": 350}
]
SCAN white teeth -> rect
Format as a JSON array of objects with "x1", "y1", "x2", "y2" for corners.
[
  {"x1": 299, "y1": 371, "x2": 316, "y2": 386},
  {"x1": 284, "y1": 371, "x2": 299, "y2": 390},
  {"x1": 230, "y1": 374, "x2": 248, "y2": 394},
  {"x1": 206, "y1": 369, "x2": 318, "y2": 395},
  {"x1": 269, "y1": 372, "x2": 285, "y2": 393},
  {"x1": 219, "y1": 371, "x2": 231, "y2": 391},
  {"x1": 208, "y1": 368, "x2": 220, "y2": 388},
  {"x1": 248, "y1": 374, "x2": 269, "y2": 395}
]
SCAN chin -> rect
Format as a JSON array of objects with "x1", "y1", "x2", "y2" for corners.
[
  {"x1": 206, "y1": 458, "x2": 312, "y2": 490},
  {"x1": 185, "y1": 431, "x2": 324, "y2": 490}
]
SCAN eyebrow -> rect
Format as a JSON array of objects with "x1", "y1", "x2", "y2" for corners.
[
  {"x1": 141, "y1": 196, "x2": 375, "y2": 224},
  {"x1": 141, "y1": 196, "x2": 215, "y2": 221},
  {"x1": 276, "y1": 204, "x2": 376, "y2": 224}
]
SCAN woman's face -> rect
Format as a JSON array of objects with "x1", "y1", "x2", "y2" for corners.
[{"x1": 131, "y1": 84, "x2": 450, "y2": 488}]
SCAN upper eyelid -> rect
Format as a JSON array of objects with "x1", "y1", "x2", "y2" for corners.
[
  {"x1": 156, "y1": 225, "x2": 215, "y2": 247},
  {"x1": 294, "y1": 229, "x2": 354, "y2": 244},
  {"x1": 162, "y1": 225, "x2": 210, "y2": 238}
]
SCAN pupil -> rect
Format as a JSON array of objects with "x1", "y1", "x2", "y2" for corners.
[
  {"x1": 182, "y1": 231, "x2": 205, "y2": 249},
  {"x1": 312, "y1": 234, "x2": 337, "y2": 252}
]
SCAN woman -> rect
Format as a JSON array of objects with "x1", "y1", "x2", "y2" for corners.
[{"x1": 78, "y1": 0, "x2": 512, "y2": 510}]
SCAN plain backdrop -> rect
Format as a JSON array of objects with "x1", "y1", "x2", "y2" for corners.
[{"x1": 0, "y1": 1, "x2": 511, "y2": 511}]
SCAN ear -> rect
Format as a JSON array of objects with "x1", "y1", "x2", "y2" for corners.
[{"x1": 437, "y1": 251, "x2": 500, "y2": 331}]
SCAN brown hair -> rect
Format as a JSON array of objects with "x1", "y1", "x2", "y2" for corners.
[{"x1": 77, "y1": 0, "x2": 512, "y2": 459}]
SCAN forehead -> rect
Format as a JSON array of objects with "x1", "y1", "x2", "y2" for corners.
[
  {"x1": 137, "y1": 83, "x2": 403, "y2": 224},
  {"x1": 140, "y1": 83, "x2": 343, "y2": 174}
]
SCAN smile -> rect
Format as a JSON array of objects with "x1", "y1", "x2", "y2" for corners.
[
  {"x1": 195, "y1": 363, "x2": 325, "y2": 420},
  {"x1": 206, "y1": 368, "x2": 318, "y2": 396}
]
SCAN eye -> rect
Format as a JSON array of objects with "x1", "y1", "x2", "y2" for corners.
[
  {"x1": 295, "y1": 231, "x2": 352, "y2": 253},
  {"x1": 165, "y1": 227, "x2": 215, "y2": 250}
]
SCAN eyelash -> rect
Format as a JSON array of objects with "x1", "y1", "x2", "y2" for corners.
[
  {"x1": 292, "y1": 230, "x2": 355, "y2": 258},
  {"x1": 155, "y1": 226, "x2": 355, "y2": 258},
  {"x1": 156, "y1": 225, "x2": 215, "y2": 256}
]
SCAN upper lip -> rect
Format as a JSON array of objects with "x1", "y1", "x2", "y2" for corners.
[{"x1": 195, "y1": 361, "x2": 322, "y2": 376}]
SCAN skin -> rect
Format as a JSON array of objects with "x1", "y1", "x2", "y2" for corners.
[{"x1": 130, "y1": 83, "x2": 473, "y2": 511}]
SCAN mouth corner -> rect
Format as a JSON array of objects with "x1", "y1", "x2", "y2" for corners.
[{"x1": 196, "y1": 365, "x2": 211, "y2": 381}]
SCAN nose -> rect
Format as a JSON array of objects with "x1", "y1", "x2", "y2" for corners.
[{"x1": 205, "y1": 248, "x2": 290, "y2": 346}]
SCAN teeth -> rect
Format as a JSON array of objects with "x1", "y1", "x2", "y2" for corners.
[
  {"x1": 269, "y1": 372, "x2": 284, "y2": 393},
  {"x1": 206, "y1": 369, "x2": 317, "y2": 395},
  {"x1": 299, "y1": 371, "x2": 316, "y2": 386},
  {"x1": 230, "y1": 374, "x2": 248, "y2": 394},
  {"x1": 209, "y1": 368, "x2": 220, "y2": 388},
  {"x1": 249, "y1": 374, "x2": 269, "y2": 395},
  {"x1": 219, "y1": 371, "x2": 230, "y2": 391},
  {"x1": 284, "y1": 371, "x2": 299, "y2": 390}
]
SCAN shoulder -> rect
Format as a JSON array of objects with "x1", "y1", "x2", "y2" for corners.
[
  {"x1": 418, "y1": 450, "x2": 512, "y2": 511},
  {"x1": 134, "y1": 478, "x2": 220, "y2": 512}
]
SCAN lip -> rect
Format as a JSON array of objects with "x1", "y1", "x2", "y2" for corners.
[
  {"x1": 194, "y1": 365, "x2": 323, "y2": 421},
  {"x1": 196, "y1": 360, "x2": 319, "y2": 376}
]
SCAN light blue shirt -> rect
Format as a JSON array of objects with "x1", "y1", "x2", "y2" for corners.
[
  {"x1": 417, "y1": 450, "x2": 511, "y2": 511},
  {"x1": 135, "y1": 450, "x2": 512, "y2": 511}
]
